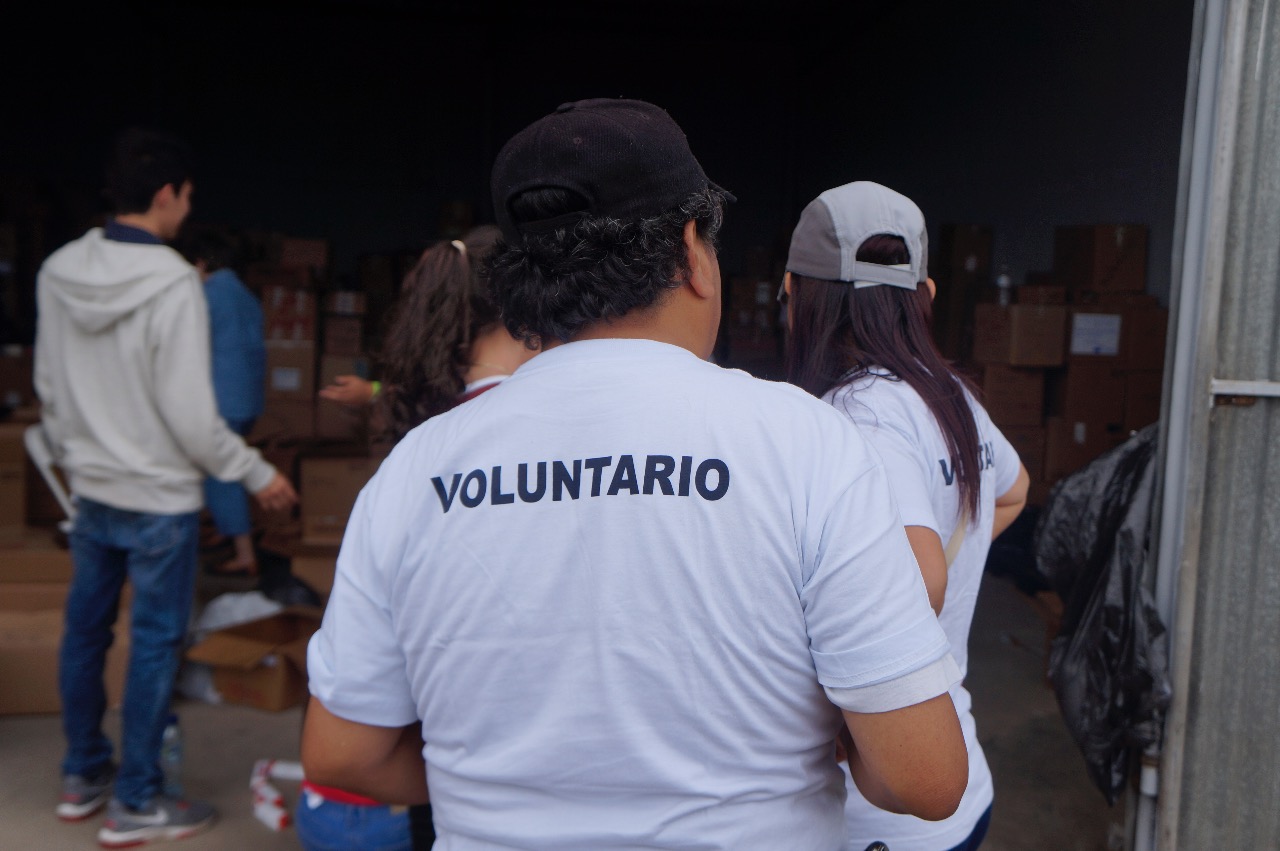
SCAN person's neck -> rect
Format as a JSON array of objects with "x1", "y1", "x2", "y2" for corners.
[
  {"x1": 463, "y1": 326, "x2": 534, "y2": 385},
  {"x1": 563, "y1": 294, "x2": 714, "y2": 360},
  {"x1": 113, "y1": 212, "x2": 166, "y2": 240}
]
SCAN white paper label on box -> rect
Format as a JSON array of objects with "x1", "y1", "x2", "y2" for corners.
[
  {"x1": 271, "y1": 366, "x2": 302, "y2": 392},
  {"x1": 1070, "y1": 313, "x2": 1122, "y2": 356}
]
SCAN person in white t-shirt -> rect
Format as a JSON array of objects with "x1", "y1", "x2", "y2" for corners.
[
  {"x1": 781, "y1": 181, "x2": 1031, "y2": 851},
  {"x1": 301, "y1": 99, "x2": 970, "y2": 851}
]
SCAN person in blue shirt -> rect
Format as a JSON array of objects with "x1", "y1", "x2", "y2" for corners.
[{"x1": 182, "y1": 227, "x2": 266, "y2": 575}]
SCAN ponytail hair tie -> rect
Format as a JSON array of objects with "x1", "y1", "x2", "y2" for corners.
[{"x1": 450, "y1": 239, "x2": 467, "y2": 256}]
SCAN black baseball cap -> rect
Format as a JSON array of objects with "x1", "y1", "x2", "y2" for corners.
[{"x1": 491, "y1": 97, "x2": 733, "y2": 242}]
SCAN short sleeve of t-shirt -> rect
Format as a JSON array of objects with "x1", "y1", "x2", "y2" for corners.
[
  {"x1": 831, "y1": 384, "x2": 939, "y2": 534},
  {"x1": 800, "y1": 421, "x2": 951, "y2": 698},
  {"x1": 306, "y1": 477, "x2": 418, "y2": 728},
  {"x1": 856, "y1": 420, "x2": 940, "y2": 534}
]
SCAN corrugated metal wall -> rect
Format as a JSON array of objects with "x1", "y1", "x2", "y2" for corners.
[{"x1": 1160, "y1": 0, "x2": 1280, "y2": 846}]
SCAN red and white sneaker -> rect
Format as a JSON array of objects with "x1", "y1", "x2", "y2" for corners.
[
  {"x1": 56, "y1": 766, "x2": 116, "y2": 822},
  {"x1": 97, "y1": 796, "x2": 216, "y2": 847}
]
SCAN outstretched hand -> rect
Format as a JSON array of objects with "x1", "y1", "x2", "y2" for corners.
[{"x1": 319, "y1": 375, "x2": 376, "y2": 407}]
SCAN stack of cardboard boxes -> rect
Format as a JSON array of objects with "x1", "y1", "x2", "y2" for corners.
[
  {"x1": 722, "y1": 246, "x2": 787, "y2": 380},
  {"x1": 316, "y1": 291, "x2": 371, "y2": 444},
  {"x1": 964, "y1": 223, "x2": 1167, "y2": 505},
  {"x1": 0, "y1": 420, "x2": 133, "y2": 716},
  {"x1": 933, "y1": 224, "x2": 994, "y2": 363},
  {"x1": 970, "y1": 292, "x2": 1068, "y2": 503},
  {"x1": 1045, "y1": 224, "x2": 1167, "y2": 490},
  {"x1": 246, "y1": 236, "x2": 329, "y2": 444},
  {"x1": 236, "y1": 239, "x2": 387, "y2": 637}
]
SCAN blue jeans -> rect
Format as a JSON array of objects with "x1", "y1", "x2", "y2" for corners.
[
  {"x1": 295, "y1": 791, "x2": 412, "y2": 851},
  {"x1": 203, "y1": 417, "x2": 255, "y2": 537},
  {"x1": 59, "y1": 498, "x2": 200, "y2": 809},
  {"x1": 943, "y1": 804, "x2": 993, "y2": 851}
]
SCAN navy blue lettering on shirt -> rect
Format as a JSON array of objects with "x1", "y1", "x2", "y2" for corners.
[
  {"x1": 431, "y1": 454, "x2": 731, "y2": 512},
  {"x1": 938, "y1": 441, "x2": 996, "y2": 487}
]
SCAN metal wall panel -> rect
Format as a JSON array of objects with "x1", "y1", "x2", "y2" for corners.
[{"x1": 1164, "y1": 0, "x2": 1280, "y2": 846}]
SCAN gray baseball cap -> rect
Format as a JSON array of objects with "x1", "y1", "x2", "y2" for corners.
[{"x1": 785, "y1": 181, "x2": 928, "y2": 289}]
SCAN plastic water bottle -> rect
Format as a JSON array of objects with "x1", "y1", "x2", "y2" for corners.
[
  {"x1": 995, "y1": 265, "x2": 1014, "y2": 306},
  {"x1": 161, "y1": 713, "x2": 184, "y2": 799}
]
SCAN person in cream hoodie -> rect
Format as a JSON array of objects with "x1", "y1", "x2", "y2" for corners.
[{"x1": 34, "y1": 128, "x2": 296, "y2": 848}]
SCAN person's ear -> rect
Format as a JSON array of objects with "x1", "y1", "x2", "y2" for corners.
[
  {"x1": 152, "y1": 183, "x2": 177, "y2": 211},
  {"x1": 683, "y1": 220, "x2": 717, "y2": 300}
]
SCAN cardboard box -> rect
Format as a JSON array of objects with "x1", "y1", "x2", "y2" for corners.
[
  {"x1": 1068, "y1": 307, "x2": 1168, "y2": 371},
  {"x1": 318, "y1": 354, "x2": 370, "y2": 388},
  {"x1": 300, "y1": 457, "x2": 379, "y2": 546},
  {"x1": 2, "y1": 582, "x2": 70, "y2": 610},
  {"x1": 322, "y1": 316, "x2": 364, "y2": 357},
  {"x1": 971, "y1": 305, "x2": 1067, "y2": 366},
  {"x1": 1052, "y1": 362, "x2": 1127, "y2": 427},
  {"x1": 315, "y1": 355, "x2": 371, "y2": 442},
  {"x1": 0, "y1": 608, "x2": 129, "y2": 716},
  {"x1": 0, "y1": 532, "x2": 74, "y2": 582},
  {"x1": 315, "y1": 403, "x2": 369, "y2": 444},
  {"x1": 291, "y1": 553, "x2": 337, "y2": 603},
  {"x1": 246, "y1": 265, "x2": 311, "y2": 294},
  {"x1": 1068, "y1": 311, "x2": 1124, "y2": 360},
  {"x1": 1071, "y1": 291, "x2": 1160, "y2": 309},
  {"x1": 938, "y1": 223, "x2": 993, "y2": 280},
  {"x1": 933, "y1": 224, "x2": 993, "y2": 362},
  {"x1": 1122, "y1": 308, "x2": 1169, "y2": 372},
  {"x1": 981, "y1": 365, "x2": 1045, "y2": 427},
  {"x1": 728, "y1": 277, "x2": 781, "y2": 332},
  {"x1": 323, "y1": 291, "x2": 367, "y2": 316},
  {"x1": 1002, "y1": 426, "x2": 1047, "y2": 483},
  {"x1": 1044, "y1": 416, "x2": 1121, "y2": 481},
  {"x1": 248, "y1": 399, "x2": 315, "y2": 444},
  {"x1": 278, "y1": 238, "x2": 330, "y2": 273},
  {"x1": 265, "y1": 342, "x2": 316, "y2": 401},
  {"x1": 1124, "y1": 371, "x2": 1164, "y2": 433},
  {"x1": 261, "y1": 285, "x2": 317, "y2": 343},
  {"x1": 0, "y1": 423, "x2": 26, "y2": 544},
  {"x1": 1016, "y1": 284, "x2": 1067, "y2": 305},
  {"x1": 185, "y1": 607, "x2": 321, "y2": 711},
  {"x1": 1024, "y1": 270, "x2": 1065, "y2": 287},
  {"x1": 26, "y1": 454, "x2": 71, "y2": 527},
  {"x1": 1053, "y1": 224, "x2": 1148, "y2": 292},
  {"x1": 357, "y1": 253, "x2": 407, "y2": 352}
]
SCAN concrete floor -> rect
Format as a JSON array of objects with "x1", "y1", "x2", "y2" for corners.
[{"x1": 0, "y1": 572, "x2": 1120, "y2": 850}]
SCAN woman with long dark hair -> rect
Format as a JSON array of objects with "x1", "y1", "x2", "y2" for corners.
[
  {"x1": 783, "y1": 181, "x2": 1029, "y2": 851},
  {"x1": 320, "y1": 224, "x2": 536, "y2": 442},
  {"x1": 306, "y1": 223, "x2": 536, "y2": 851}
]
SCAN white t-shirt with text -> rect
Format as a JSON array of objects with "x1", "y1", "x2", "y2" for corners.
[
  {"x1": 827, "y1": 371, "x2": 1021, "y2": 851},
  {"x1": 309, "y1": 340, "x2": 956, "y2": 851}
]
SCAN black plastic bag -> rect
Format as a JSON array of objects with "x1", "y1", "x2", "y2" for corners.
[{"x1": 1034, "y1": 424, "x2": 1172, "y2": 804}]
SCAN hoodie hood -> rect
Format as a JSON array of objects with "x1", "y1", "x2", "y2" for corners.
[{"x1": 40, "y1": 228, "x2": 195, "y2": 333}]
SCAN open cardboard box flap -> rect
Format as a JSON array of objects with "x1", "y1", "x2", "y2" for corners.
[{"x1": 185, "y1": 605, "x2": 322, "y2": 670}]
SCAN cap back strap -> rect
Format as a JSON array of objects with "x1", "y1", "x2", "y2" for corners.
[{"x1": 849, "y1": 261, "x2": 918, "y2": 290}]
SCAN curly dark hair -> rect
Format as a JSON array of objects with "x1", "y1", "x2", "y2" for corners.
[
  {"x1": 377, "y1": 224, "x2": 502, "y2": 442},
  {"x1": 486, "y1": 186, "x2": 726, "y2": 345}
]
